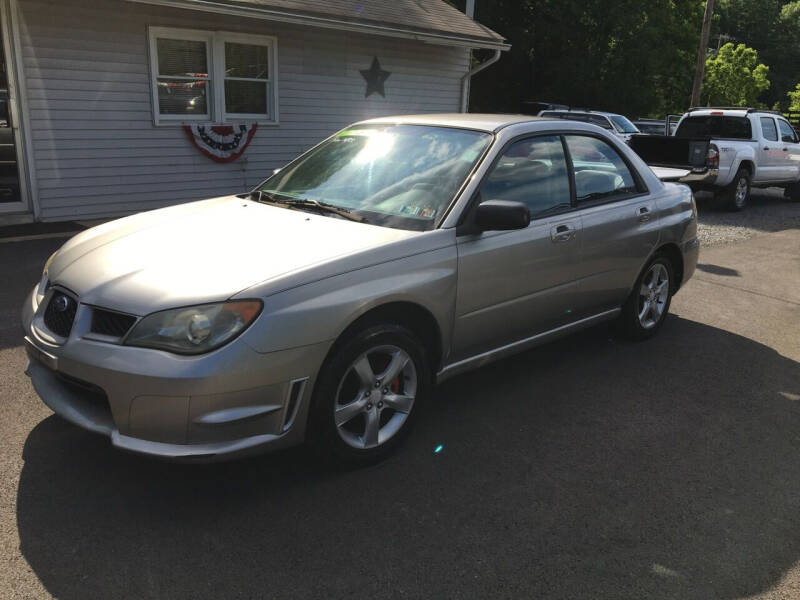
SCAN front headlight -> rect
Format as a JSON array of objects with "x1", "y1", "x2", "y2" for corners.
[{"x1": 124, "y1": 300, "x2": 262, "y2": 355}]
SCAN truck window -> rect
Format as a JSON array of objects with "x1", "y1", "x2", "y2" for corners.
[
  {"x1": 675, "y1": 116, "x2": 752, "y2": 140},
  {"x1": 760, "y1": 117, "x2": 778, "y2": 142},
  {"x1": 777, "y1": 119, "x2": 799, "y2": 143}
]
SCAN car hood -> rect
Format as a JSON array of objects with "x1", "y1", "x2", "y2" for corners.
[{"x1": 47, "y1": 196, "x2": 419, "y2": 315}]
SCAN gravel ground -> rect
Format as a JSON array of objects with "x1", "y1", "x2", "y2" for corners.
[{"x1": 695, "y1": 187, "x2": 800, "y2": 247}]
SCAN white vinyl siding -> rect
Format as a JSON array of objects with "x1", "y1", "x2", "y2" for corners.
[{"x1": 17, "y1": 0, "x2": 469, "y2": 221}]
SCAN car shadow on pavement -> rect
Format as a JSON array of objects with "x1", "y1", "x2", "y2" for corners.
[{"x1": 15, "y1": 317, "x2": 800, "y2": 600}]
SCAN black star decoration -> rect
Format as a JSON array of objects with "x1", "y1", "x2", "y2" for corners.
[{"x1": 360, "y1": 56, "x2": 391, "y2": 98}]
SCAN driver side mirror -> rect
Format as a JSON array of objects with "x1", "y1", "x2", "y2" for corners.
[{"x1": 473, "y1": 199, "x2": 530, "y2": 231}]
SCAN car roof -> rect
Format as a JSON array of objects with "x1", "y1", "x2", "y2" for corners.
[
  {"x1": 684, "y1": 109, "x2": 749, "y2": 117},
  {"x1": 355, "y1": 113, "x2": 546, "y2": 133},
  {"x1": 541, "y1": 110, "x2": 619, "y2": 118}
]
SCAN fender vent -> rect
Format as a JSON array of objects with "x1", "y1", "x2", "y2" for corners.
[
  {"x1": 282, "y1": 378, "x2": 308, "y2": 432},
  {"x1": 91, "y1": 308, "x2": 137, "y2": 338}
]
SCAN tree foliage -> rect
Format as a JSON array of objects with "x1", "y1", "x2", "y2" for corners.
[
  {"x1": 702, "y1": 43, "x2": 770, "y2": 107},
  {"x1": 789, "y1": 83, "x2": 800, "y2": 111},
  {"x1": 461, "y1": 0, "x2": 798, "y2": 117}
]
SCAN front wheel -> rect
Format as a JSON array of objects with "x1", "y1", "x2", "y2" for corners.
[
  {"x1": 308, "y1": 324, "x2": 431, "y2": 465},
  {"x1": 615, "y1": 255, "x2": 674, "y2": 341}
]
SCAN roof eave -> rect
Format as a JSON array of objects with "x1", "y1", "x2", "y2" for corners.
[{"x1": 123, "y1": 0, "x2": 511, "y2": 50}]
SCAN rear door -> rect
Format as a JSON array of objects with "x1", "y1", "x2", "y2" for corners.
[
  {"x1": 756, "y1": 116, "x2": 784, "y2": 183},
  {"x1": 564, "y1": 134, "x2": 660, "y2": 316},
  {"x1": 452, "y1": 135, "x2": 581, "y2": 362}
]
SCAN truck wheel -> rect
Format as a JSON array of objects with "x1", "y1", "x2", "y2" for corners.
[
  {"x1": 785, "y1": 182, "x2": 800, "y2": 202},
  {"x1": 720, "y1": 168, "x2": 750, "y2": 211}
]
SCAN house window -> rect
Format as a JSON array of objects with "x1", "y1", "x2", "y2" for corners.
[{"x1": 148, "y1": 27, "x2": 277, "y2": 125}]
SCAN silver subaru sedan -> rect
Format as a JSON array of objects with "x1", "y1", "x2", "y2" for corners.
[{"x1": 22, "y1": 114, "x2": 698, "y2": 463}]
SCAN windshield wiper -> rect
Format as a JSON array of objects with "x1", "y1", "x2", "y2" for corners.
[{"x1": 249, "y1": 190, "x2": 368, "y2": 223}]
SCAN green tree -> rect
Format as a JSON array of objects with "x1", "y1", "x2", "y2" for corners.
[
  {"x1": 702, "y1": 42, "x2": 769, "y2": 106},
  {"x1": 789, "y1": 83, "x2": 800, "y2": 111}
]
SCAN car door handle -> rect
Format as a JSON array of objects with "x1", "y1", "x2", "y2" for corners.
[
  {"x1": 550, "y1": 224, "x2": 575, "y2": 242},
  {"x1": 637, "y1": 206, "x2": 652, "y2": 222},
  {"x1": 764, "y1": 147, "x2": 772, "y2": 151}
]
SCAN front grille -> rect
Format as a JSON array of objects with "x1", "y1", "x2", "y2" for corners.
[
  {"x1": 91, "y1": 308, "x2": 137, "y2": 338},
  {"x1": 43, "y1": 291, "x2": 77, "y2": 338}
]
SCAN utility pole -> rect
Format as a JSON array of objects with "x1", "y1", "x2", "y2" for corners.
[{"x1": 690, "y1": 0, "x2": 715, "y2": 107}]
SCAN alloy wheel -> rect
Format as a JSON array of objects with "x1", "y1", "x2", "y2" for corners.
[
  {"x1": 638, "y1": 263, "x2": 670, "y2": 329},
  {"x1": 735, "y1": 176, "x2": 748, "y2": 207},
  {"x1": 334, "y1": 345, "x2": 417, "y2": 449}
]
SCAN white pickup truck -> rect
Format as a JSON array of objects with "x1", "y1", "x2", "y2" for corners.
[{"x1": 630, "y1": 108, "x2": 800, "y2": 210}]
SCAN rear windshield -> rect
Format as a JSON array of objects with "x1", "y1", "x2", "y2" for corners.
[
  {"x1": 675, "y1": 116, "x2": 752, "y2": 140},
  {"x1": 539, "y1": 112, "x2": 614, "y2": 131},
  {"x1": 609, "y1": 115, "x2": 640, "y2": 134}
]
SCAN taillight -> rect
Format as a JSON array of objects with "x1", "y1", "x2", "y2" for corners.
[{"x1": 706, "y1": 144, "x2": 719, "y2": 169}]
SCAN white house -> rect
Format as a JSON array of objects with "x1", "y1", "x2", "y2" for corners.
[{"x1": 0, "y1": 0, "x2": 507, "y2": 223}]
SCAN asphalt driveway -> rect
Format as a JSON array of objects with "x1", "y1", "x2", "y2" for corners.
[{"x1": 1, "y1": 214, "x2": 799, "y2": 599}]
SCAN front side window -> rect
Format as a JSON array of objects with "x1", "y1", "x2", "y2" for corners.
[
  {"x1": 778, "y1": 119, "x2": 798, "y2": 143},
  {"x1": 761, "y1": 117, "x2": 778, "y2": 142},
  {"x1": 149, "y1": 28, "x2": 276, "y2": 124},
  {"x1": 480, "y1": 136, "x2": 571, "y2": 217},
  {"x1": 565, "y1": 135, "x2": 639, "y2": 203},
  {"x1": 256, "y1": 125, "x2": 491, "y2": 231}
]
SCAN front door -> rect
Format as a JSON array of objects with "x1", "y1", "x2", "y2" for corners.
[
  {"x1": 777, "y1": 118, "x2": 800, "y2": 182},
  {"x1": 451, "y1": 135, "x2": 581, "y2": 362}
]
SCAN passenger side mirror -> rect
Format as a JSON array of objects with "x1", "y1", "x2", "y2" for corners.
[
  {"x1": 782, "y1": 134, "x2": 796, "y2": 144},
  {"x1": 473, "y1": 199, "x2": 530, "y2": 231}
]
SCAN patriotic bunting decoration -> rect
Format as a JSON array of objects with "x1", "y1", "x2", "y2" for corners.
[{"x1": 183, "y1": 123, "x2": 258, "y2": 163}]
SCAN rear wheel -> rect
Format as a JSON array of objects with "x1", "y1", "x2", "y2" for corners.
[
  {"x1": 615, "y1": 255, "x2": 674, "y2": 341},
  {"x1": 308, "y1": 324, "x2": 430, "y2": 465},
  {"x1": 785, "y1": 182, "x2": 800, "y2": 202},
  {"x1": 718, "y1": 168, "x2": 750, "y2": 211}
]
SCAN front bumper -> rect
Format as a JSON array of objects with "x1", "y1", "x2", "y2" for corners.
[{"x1": 22, "y1": 287, "x2": 330, "y2": 461}]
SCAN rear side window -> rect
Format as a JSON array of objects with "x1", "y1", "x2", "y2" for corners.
[
  {"x1": 565, "y1": 135, "x2": 639, "y2": 203},
  {"x1": 778, "y1": 119, "x2": 798, "y2": 143},
  {"x1": 676, "y1": 116, "x2": 752, "y2": 139},
  {"x1": 480, "y1": 136, "x2": 571, "y2": 217},
  {"x1": 760, "y1": 117, "x2": 778, "y2": 141}
]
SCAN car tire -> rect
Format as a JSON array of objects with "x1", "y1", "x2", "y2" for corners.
[
  {"x1": 719, "y1": 168, "x2": 751, "y2": 211},
  {"x1": 615, "y1": 254, "x2": 675, "y2": 341},
  {"x1": 307, "y1": 323, "x2": 431, "y2": 466},
  {"x1": 785, "y1": 182, "x2": 800, "y2": 202}
]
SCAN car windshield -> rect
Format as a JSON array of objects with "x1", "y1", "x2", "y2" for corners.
[
  {"x1": 609, "y1": 115, "x2": 640, "y2": 134},
  {"x1": 255, "y1": 124, "x2": 492, "y2": 231},
  {"x1": 676, "y1": 116, "x2": 753, "y2": 139}
]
